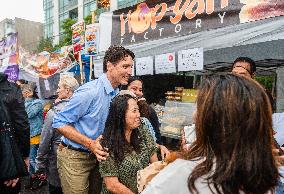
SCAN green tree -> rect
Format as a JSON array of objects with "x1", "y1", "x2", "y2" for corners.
[
  {"x1": 84, "y1": 14, "x2": 92, "y2": 25},
  {"x1": 60, "y1": 18, "x2": 76, "y2": 46},
  {"x1": 255, "y1": 76, "x2": 275, "y2": 91},
  {"x1": 36, "y1": 37, "x2": 54, "y2": 52}
]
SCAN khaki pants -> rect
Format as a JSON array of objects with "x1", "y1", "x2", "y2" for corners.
[{"x1": 57, "y1": 145, "x2": 102, "y2": 194}]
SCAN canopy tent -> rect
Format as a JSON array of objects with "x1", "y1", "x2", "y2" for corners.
[
  {"x1": 99, "y1": 14, "x2": 284, "y2": 74},
  {"x1": 97, "y1": 1, "x2": 284, "y2": 111}
]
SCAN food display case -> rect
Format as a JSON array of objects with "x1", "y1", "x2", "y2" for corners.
[{"x1": 160, "y1": 101, "x2": 196, "y2": 139}]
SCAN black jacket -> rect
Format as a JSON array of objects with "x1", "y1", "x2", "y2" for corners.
[{"x1": 0, "y1": 73, "x2": 30, "y2": 158}]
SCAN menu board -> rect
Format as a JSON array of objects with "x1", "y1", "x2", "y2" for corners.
[
  {"x1": 135, "y1": 56, "x2": 154, "y2": 75},
  {"x1": 178, "y1": 48, "x2": 203, "y2": 71},
  {"x1": 155, "y1": 53, "x2": 176, "y2": 74},
  {"x1": 85, "y1": 24, "x2": 99, "y2": 56},
  {"x1": 71, "y1": 21, "x2": 85, "y2": 54}
]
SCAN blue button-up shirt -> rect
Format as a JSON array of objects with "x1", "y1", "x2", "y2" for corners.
[{"x1": 52, "y1": 74, "x2": 119, "y2": 150}]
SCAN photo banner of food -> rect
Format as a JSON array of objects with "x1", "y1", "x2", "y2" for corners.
[
  {"x1": 0, "y1": 33, "x2": 19, "y2": 81},
  {"x1": 85, "y1": 24, "x2": 99, "y2": 56},
  {"x1": 71, "y1": 21, "x2": 85, "y2": 55},
  {"x1": 240, "y1": 0, "x2": 284, "y2": 23},
  {"x1": 0, "y1": 32, "x2": 18, "y2": 60},
  {"x1": 19, "y1": 46, "x2": 75, "y2": 78}
]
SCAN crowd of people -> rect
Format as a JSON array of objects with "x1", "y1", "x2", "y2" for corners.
[{"x1": 0, "y1": 45, "x2": 284, "y2": 194}]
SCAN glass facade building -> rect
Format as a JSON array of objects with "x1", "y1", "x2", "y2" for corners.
[
  {"x1": 84, "y1": 0, "x2": 97, "y2": 18},
  {"x1": 43, "y1": 0, "x2": 96, "y2": 41},
  {"x1": 43, "y1": 0, "x2": 54, "y2": 38},
  {"x1": 117, "y1": 0, "x2": 144, "y2": 9}
]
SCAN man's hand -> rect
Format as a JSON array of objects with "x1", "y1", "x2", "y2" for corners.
[
  {"x1": 4, "y1": 178, "x2": 19, "y2": 187},
  {"x1": 88, "y1": 135, "x2": 109, "y2": 162}
]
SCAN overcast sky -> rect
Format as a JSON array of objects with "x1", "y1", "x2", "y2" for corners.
[{"x1": 0, "y1": 0, "x2": 44, "y2": 23}]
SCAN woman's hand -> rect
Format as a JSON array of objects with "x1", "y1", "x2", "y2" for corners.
[
  {"x1": 273, "y1": 147, "x2": 284, "y2": 166},
  {"x1": 158, "y1": 144, "x2": 170, "y2": 160},
  {"x1": 4, "y1": 178, "x2": 19, "y2": 187}
]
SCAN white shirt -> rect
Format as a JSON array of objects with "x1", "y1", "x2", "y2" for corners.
[
  {"x1": 273, "y1": 112, "x2": 284, "y2": 146},
  {"x1": 142, "y1": 159, "x2": 214, "y2": 194},
  {"x1": 142, "y1": 159, "x2": 273, "y2": 194}
]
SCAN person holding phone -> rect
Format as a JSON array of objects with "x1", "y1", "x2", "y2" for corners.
[{"x1": 142, "y1": 74, "x2": 280, "y2": 194}]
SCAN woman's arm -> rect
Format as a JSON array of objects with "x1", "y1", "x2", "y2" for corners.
[
  {"x1": 26, "y1": 100, "x2": 43, "y2": 119},
  {"x1": 104, "y1": 176, "x2": 134, "y2": 194}
]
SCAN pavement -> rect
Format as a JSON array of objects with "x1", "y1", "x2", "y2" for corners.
[{"x1": 19, "y1": 177, "x2": 49, "y2": 194}]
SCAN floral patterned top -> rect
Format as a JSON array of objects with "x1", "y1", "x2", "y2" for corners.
[{"x1": 99, "y1": 119, "x2": 157, "y2": 194}]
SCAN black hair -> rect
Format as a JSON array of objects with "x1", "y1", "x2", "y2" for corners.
[
  {"x1": 101, "y1": 94, "x2": 141, "y2": 163},
  {"x1": 17, "y1": 79, "x2": 28, "y2": 84},
  {"x1": 120, "y1": 76, "x2": 143, "y2": 90},
  {"x1": 233, "y1": 57, "x2": 256, "y2": 75},
  {"x1": 103, "y1": 45, "x2": 135, "y2": 73}
]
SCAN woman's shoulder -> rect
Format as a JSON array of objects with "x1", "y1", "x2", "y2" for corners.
[
  {"x1": 30, "y1": 98, "x2": 43, "y2": 106},
  {"x1": 163, "y1": 159, "x2": 200, "y2": 174},
  {"x1": 142, "y1": 159, "x2": 203, "y2": 194}
]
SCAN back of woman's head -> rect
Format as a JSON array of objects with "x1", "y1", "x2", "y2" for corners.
[
  {"x1": 188, "y1": 74, "x2": 278, "y2": 194},
  {"x1": 137, "y1": 98, "x2": 150, "y2": 119},
  {"x1": 102, "y1": 94, "x2": 141, "y2": 163}
]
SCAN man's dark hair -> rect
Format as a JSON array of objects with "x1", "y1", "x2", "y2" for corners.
[
  {"x1": 103, "y1": 45, "x2": 135, "y2": 72},
  {"x1": 233, "y1": 57, "x2": 256, "y2": 75}
]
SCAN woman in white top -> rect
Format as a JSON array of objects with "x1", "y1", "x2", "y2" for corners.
[{"x1": 143, "y1": 74, "x2": 279, "y2": 194}]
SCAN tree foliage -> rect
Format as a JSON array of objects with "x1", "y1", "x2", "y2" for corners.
[
  {"x1": 84, "y1": 15, "x2": 92, "y2": 25},
  {"x1": 60, "y1": 18, "x2": 77, "y2": 46},
  {"x1": 36, "y1": 37, "x2": 54, "y2": 52},
  {"x1": 37, "y1": 12, "x2": 102, "y2": 53}
]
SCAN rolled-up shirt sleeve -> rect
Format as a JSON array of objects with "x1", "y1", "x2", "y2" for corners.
[{"x1": 52, "y1": 87, "x2": 94, "y2": 129}]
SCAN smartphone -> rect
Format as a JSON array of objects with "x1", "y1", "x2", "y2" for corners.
[{"x1": 183, "y1": 124, "x2": 196, "y2": 145}]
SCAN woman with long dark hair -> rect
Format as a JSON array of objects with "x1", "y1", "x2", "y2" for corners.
[
  {"x1": 99, "y1": 94, "x2": 158, "y2": 194},
  {"x1": 142, "y1": 74, "x2": 279, "y2": 194}
]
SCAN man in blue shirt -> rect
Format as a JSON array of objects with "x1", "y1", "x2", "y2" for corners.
[{"x1": 52, "y1": 45, "x2": 135, "y2": 194}]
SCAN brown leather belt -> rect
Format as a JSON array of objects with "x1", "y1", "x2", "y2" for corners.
[{"x1": 60, "y1": 141, "x2": 91, "y2": 154}]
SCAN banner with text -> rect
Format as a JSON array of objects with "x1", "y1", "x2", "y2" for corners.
[{"x1": 111, "y1": 0, "x2": 284, "y2": 45}]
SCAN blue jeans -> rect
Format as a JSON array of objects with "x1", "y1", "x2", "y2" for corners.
[
  {"x1": 276, "y1": 181, "x2": 284, "y2": 194},
  {"x1": 29, "y1": 144, "x2": 39, "y2": 174}
]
